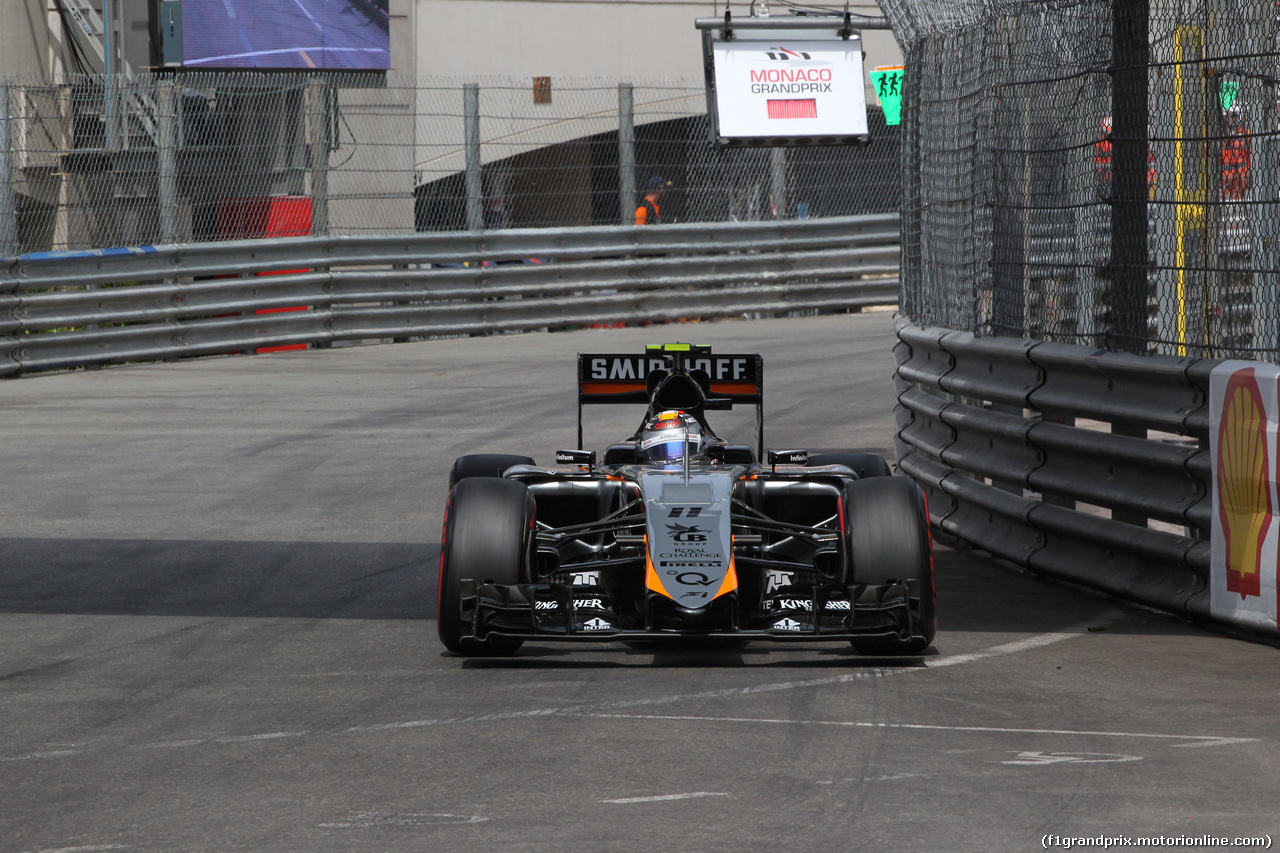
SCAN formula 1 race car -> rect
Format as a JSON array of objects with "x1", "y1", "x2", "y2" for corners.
[{"x1": 437, "y1": 343, "x2": 935, "y2": 657}]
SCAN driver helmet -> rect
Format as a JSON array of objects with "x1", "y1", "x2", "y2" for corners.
[{"x1": 637, "y1": 410, "x2": 705, "y2": 463}]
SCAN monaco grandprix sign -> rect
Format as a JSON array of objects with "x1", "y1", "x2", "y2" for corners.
[{"x1": 709, "y1": 33, "x2": 868, "y2": 144}]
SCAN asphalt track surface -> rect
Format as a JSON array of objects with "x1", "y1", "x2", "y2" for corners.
[{"x1": 1, "y1": 312, "x2": 1276, "y2": 853}]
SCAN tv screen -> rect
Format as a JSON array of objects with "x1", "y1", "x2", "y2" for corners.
[{"x1": 181, "y1": 0, "x2": 390, "y2": 70}]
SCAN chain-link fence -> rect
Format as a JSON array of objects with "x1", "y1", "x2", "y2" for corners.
[
  {"x1": 0, "y1": 73, "x2": 900, "y2": 255},
  {"x1": 882, "y1": 0, "x2": 1280, "y2": 360}
]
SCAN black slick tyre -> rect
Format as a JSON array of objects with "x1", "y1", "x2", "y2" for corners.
[
  {"x1": 437, "y1": 477, "x2": 533, "y2": 655},
  {"x1": 448, "y1": 454, "x2": 535, "y2": 489},
  {"x1": 808, "y1": 451, "x2": 893, "y2": 479},
  {"x1": 843, "y1": 476, "x2": 936, "y2": 655}
]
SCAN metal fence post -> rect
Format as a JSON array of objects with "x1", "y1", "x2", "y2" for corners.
[
  {"x1": 0, "y1": 85, "x2": 17, "y2": 257},
  {"x1": 1150, "y1": 52, "x2": 1178, "y2": 355},
  {"x1": 1252, "y1": 74, "x2": 1280, "y2": 356},
  {"x1": 309, "y1": 79, "x2": 330, "y2": 238},
  {"x1": 464, "y1": 83, "x2": 483, "y2": 231},
  {"x1": 1108, "y1": 0, "x2": 1150, "y2": 353},
  {"x1": 618, "y1": 83, "x2": 635, "y2": 225},
  {"x1": 1107, "y1": 0, "x2": 1159, "y2": 498},
  {"x1": 156, "y1": 81, "x2": 178, "y2": 245},
  {"x1": 770, "y1": 147, "x2": 786, "y2": 218},
  {"x1": 898, "y1": 43, "x2": 922, "y2": 321}
]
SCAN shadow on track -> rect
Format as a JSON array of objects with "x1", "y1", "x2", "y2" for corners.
[
  {"x1": 0, "y1": 534, "x2": 1196, "y2": 643},
  {"x1": 456, "y1": 645, "x2": 932, "y2": 670},
  {"x1": 0, "y1": 537, "x2": 433, "y2": 620}
]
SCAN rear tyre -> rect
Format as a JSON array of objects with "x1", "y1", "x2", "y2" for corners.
[
  {"x1": 448, "y1": 454, "x2": 535, "y2": 488},
  {"x1": 437, "y1": 477, "x2": 533, "y2": 655},
  {"x1": 808, "y1": 451, "x2": 893, "y2": 479},
  {"x1": 843, "y1": 476, "x2": 936, "y2": 655}
]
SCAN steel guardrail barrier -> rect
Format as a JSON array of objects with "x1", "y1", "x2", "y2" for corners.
[
  {"x1": 0, "y1": 215, "x2": 900, "y2": 376},
  {"x1": 894, "y1": 316, "x2": 1220, "y2": 622}
]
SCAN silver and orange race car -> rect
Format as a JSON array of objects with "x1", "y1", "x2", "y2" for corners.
[{"x1": 437, "y1": 343, "x2": 935, "y2": 656}]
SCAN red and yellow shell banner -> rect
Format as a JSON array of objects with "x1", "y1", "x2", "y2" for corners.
[{"x1": 1211, "y1": 363, "x2": 1280, "y2": 633}]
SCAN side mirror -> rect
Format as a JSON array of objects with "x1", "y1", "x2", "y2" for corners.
[
  {"x1": 767, "y1": 449, "x2": 808, "y2": 470},
  {"x1": 555, "y1": 449, "x2": 597, "y2": 469}
]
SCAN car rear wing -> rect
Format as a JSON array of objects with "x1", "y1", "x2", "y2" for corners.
[{"x1": 577, "y1": 344, "x2": 764, "y2": 458}]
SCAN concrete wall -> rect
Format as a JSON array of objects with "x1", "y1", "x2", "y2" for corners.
[
  {"x1": 413, "y1": 0, "x2": 902, "y2": 106},
  {"x1": 1, "y1": 1, "x2": 59, "y2": 80},
  {"x1": 407, "y1": 1, "x2": 903, "y2": 180},
  {"x1": 2, "y1": 0, "x2": 901, "y2": 247},
  {"x1": 1, "y1": 0, "x2": 158, "y2": 80},
  {"x1": 2, "y1": 0, "x2": 901, "y2": 90}
]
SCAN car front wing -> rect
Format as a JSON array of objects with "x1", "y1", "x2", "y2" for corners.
[{"x1": 455, "y1": 579, "x2": 926, "y2": 643}]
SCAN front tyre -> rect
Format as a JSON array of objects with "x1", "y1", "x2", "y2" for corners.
[
  {"x1": 448, "y1": 454, "x2": 535, "y2": 489},
  {"x1": 844, "y1": 476, "x2": 936, "y2": 655},
  {"x1": 437, "y1": 477, "x2": 533, "y2": 655}
]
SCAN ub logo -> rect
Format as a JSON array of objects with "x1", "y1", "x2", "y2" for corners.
[{"x1": 666, "y1": 522, "x2": 708, "y2": 543}]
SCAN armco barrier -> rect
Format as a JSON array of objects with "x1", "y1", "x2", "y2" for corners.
[
  {"x1": 894, "y1": 316, "x2": 1221, "y2": 623},
  {"x1": 0, "y1": 215, "x2": 898, "y2": 376}
]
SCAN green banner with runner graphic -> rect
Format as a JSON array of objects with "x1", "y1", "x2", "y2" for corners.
[{"x1": 869, "y1": 66, "x2": 904, "y2": 126}]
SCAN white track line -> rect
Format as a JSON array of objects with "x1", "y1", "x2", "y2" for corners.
[
  {"x1": 563, "y1": 713, "x2": 1257, "y2": 749},
  {"x1": 15, "y1": 622, "x2": 1247, "y2": 762},
  {"x1": 19, "y1": 847, "x2": 128, "y2": 853},
  {"x1": 926, "y1": 631, "x2": 1079, "y2": 667},
  {"x1": 146, "y1": 630, "x2": 1094, "y2": 749},
  {"x1": 598, "y1": 792, "x2": 730, "y2": 804}
]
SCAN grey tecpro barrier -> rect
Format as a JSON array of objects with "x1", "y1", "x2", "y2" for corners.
[
  {"x1": 0, "y1": 215, "x2": 899, "y2": 376},
  {"x1": 894, "y1": 316, "x2": 1224, "y2": 622}
]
